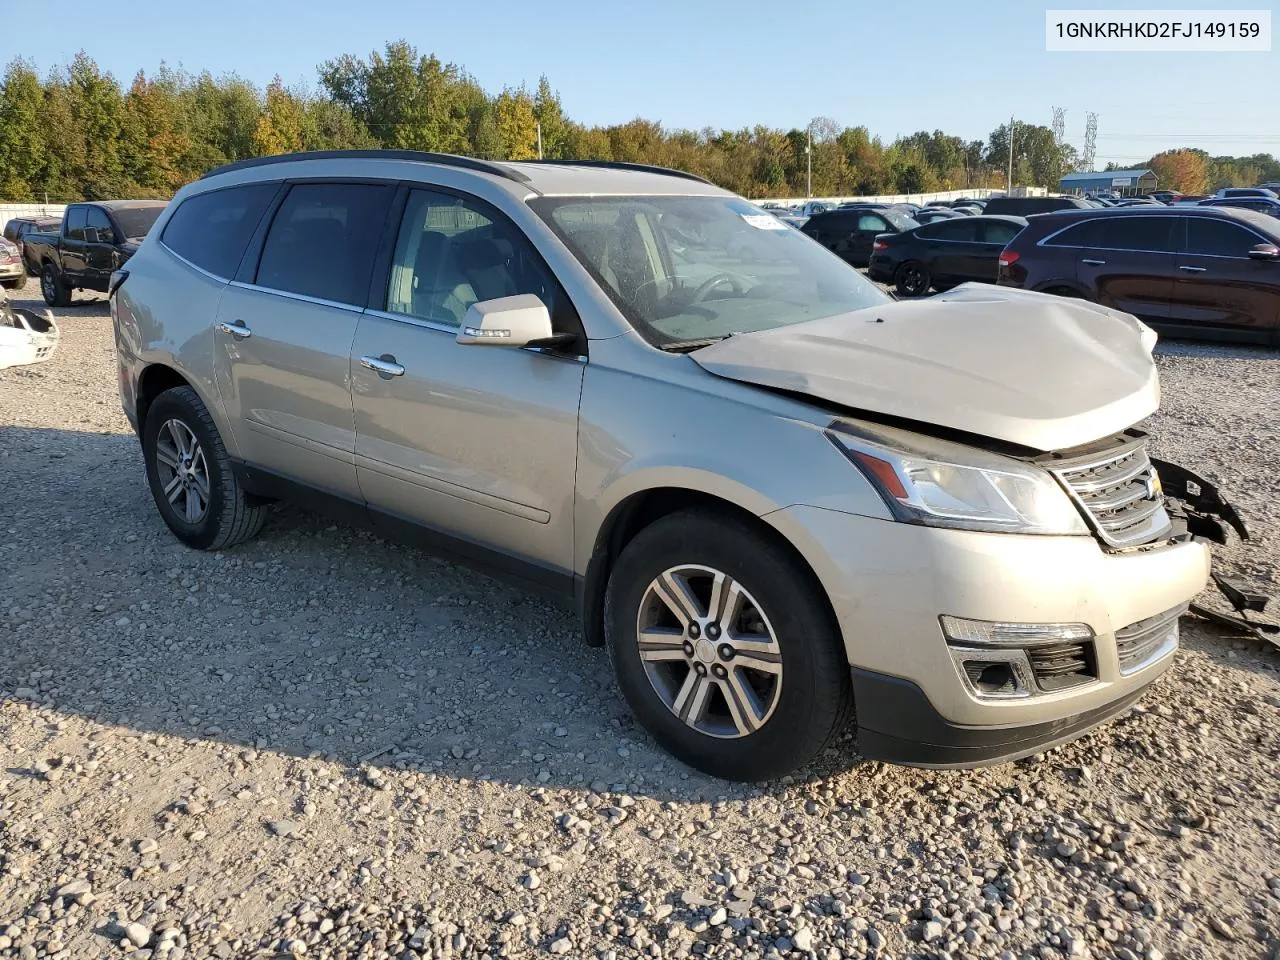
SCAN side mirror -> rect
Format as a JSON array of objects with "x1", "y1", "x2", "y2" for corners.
[
  {"x1": 84, "y1": 227, "x2": 99, "y2": 243},
  {"x1": 456, "y1": 294, "x2": 554, "y2": 347},
  {"x1": 1247, "y1": 243, "x2": 1280, "y2": 261}
]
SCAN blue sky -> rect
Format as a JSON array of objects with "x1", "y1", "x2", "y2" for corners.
[{"x1": 5, "y1": 0, "x2": 1277, "y2": 163}]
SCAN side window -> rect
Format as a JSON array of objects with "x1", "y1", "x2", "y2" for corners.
[
  {"x1": 84, "y1": 207, "x2": 113, "y2": 244},
  {"x1": 1044, "y1": 219, "x2": 1106, "y2": 247},
  {"x1": 64, "y1": 207, "x2": 87, "y2": 242},
  {"x1": 1094, "y1": 217, "x2": 1176, "y2": 252},
  {"x1": 1185, "y1": 218, "x2": 1260, "y2": 258},
  {"x1": 857, "y1": 215, "x2": 887, "y2": 232},
  {"x1": 980, "y1": 220, "x2": 1022, "y2": 245},
  {"x1": 162, "y1": 184, "x2": 278, "y2": 279},
  {"x1": 932, "y1": 220, "x2": 980, "y2": 242},
  {"x1": 256, "y1": 182, "x2": 393, "y2": 306},
  {"x1": 386, "y1": 188, "x2": 576, "y2": 333}
]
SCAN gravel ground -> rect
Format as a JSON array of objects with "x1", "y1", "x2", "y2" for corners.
[{"x1": 1, "y1": 276, "x2": 1278, "y2": 960}]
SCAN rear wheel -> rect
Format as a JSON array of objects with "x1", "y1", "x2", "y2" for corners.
[
  {"x1": 895, "y1": 261, "x2": 931, "y2": 297},
  {"x1": 41, "y1": 263, "x2": 70, "y2": 307},
  {"x1": 605, "y1": 511, "x2": 852, "y2": 781},
  {"x1": 143, "y1": 386, "x2": 268, "y2": 550}
]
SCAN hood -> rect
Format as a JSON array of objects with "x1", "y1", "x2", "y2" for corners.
[{"x1": 693, "y1": 285, "x2": 1159, "y2": 452}]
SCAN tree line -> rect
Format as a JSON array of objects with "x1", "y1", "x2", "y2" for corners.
[{"x1": 1, "y1": 41, "x2": 1275, "y2": 203}]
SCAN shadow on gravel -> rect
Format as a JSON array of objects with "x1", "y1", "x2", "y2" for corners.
[
  {"x1": 1, "y1": 424, "x2": 866, "y2": 802},
  {"x1": 4, "y1": 280, "x2": 109, "y2": 318}
]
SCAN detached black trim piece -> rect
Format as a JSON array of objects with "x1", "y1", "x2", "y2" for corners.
[
  {"x1": 851, "y1": 668, "x2": 1163, "y2": 769},
  {"x1": 201, "y1": 150, "x2": 533, "y2": 186},
  {"x1": 1150, "y1": 457, "x2": 1249, "y2": 541}
]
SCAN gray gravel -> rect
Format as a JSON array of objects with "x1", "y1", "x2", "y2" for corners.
[{"x1": 2, "y1": 276, "x2": 1278, "y2": 960}]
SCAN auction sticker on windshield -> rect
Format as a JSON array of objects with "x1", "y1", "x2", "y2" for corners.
[{"x1": 742, "y1": 214, "x2": 788, "y2": 230}]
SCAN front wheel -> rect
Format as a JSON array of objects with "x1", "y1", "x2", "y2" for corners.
[
  {"x1": 41, "y1": 263, "x2": 70, "y2": 307},
  {"x1": 605, "y1": 511, "x2": 853, "y2": 781},
  {"x1": 143, "y1": 386, "x2": 268, "y2": 550}
]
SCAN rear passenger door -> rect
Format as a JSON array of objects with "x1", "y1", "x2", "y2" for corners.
[
  {"x1": 1169, "y1": 216, "x2": 1280, "y2": 333},
  {"x1": 919, "y1": 219, "x2": 980, "y2": 282},
  {"x1": 349, "y1": 187, "x2": 586, "y2": 584},
  {"x1": 212, "y1": 180, "x2": 394, "y2": 501},
  {"x1": 1076, "y1": 216, "x2": 1176, "y2": 320}
]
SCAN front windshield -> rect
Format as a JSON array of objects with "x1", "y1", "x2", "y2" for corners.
[
  {"x1": 531, "y1": 195, "x2": 890, "y2": 346},
  {"x1": 112, "y1": 205, "x2": 166, "y2": 240}
]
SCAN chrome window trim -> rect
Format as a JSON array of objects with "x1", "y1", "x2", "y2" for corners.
[
  {"x1": 226, "y1": 279, "x2": 365, "y2": 314},
  {"x1": 159, "y1": 241, "x2": 232, "y2": 284}
]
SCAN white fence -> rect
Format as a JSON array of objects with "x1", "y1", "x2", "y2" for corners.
[
  {"x1": 757, "y1": 188, "x2": 1000, "y2": 208},
  {"x1": 0, "y1": 203, "x2": 67, "y2": 225}
]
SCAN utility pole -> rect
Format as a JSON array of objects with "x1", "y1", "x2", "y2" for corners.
[
  {"x1": 806, "y1": 124, "x2": 812, "y2": 199},
  {"x1": 1007, "y1": 115, "x2": 1015, "y2": 193},
  {"x1": 536, "y1": 122, "x2": 543, "y2": 160}
]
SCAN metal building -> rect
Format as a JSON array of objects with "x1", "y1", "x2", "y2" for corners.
[{"x1": 1058, "y1": 168, "x2": 1158, "y2": 197}]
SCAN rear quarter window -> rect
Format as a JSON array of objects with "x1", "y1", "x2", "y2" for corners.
[{"x1": 161, "y1": 184, "x2": 279, "y2": 279}]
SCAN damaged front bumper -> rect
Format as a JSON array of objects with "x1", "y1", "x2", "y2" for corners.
[{"x1": 1154, "y1": 457, "x2": 1278, "y2": 648}]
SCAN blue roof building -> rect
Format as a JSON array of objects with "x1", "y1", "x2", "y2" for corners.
[{"x1": 1059, "y1": 168, "x2": 1158, "y2": 196}]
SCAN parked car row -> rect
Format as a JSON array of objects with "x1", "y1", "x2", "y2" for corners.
[{"x1": 4, "y1": 202, "x2": 167, "y2": 305}]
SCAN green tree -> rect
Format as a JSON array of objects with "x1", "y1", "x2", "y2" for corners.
[
  {"x1": 532, "y1": 76, "x2": 567, "y2": 160},
  {"x1": 0, "y1": 59, "x2": 46, "y2": 200},
  {"x1": 494, "y1": 86, "x2": 538, "y2": 160},
  {"x1": 66, "y1": 52, "x2": 126, "y2": 198},
  {"x1": 252, "y1": 78, "x2": 305, "y2": 155}
]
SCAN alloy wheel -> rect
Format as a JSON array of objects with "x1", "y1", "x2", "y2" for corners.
[
  {"x1": 634, "y1": 564, "x2": 783, "y2": 739},
  {"x1": 154, "y1": 418, "x2": 210, "y2": 524}
]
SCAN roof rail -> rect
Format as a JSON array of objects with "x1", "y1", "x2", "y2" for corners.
[
  {"x1": 517, "y1": 159, "x2": 715, "y2": 185},
  {"x1": 200, "y1": 150, "x2": 531, "y2": 184}
]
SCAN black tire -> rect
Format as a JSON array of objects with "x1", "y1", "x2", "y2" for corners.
[
  {"x1": 605, "y1": 510, "x2": 853, "y2": 781},
  {"x1": 41, "y1": 263, "x2": 70, "y2": 307},
  {"x1": 142, "y1": 386, "x2": 268, "y2": 550},
  {"x1": 895, "y1": 261, "x2": 931, "y2": 297}
]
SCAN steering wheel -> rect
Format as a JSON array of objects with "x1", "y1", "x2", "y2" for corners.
[{"x1": 690, "y1": 273, "x2": 749, "y2": 304}]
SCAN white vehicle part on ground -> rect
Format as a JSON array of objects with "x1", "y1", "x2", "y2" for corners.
[{"x1": 0, "y1": 301, "x2": 59, "y2": 370}]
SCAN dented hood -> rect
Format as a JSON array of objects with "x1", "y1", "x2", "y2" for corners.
[{"x1": 693, "y1": 285, "x2": 1160, "y2": 452}]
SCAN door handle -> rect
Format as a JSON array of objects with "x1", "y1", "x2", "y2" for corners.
[
  {"x1": 1081, "y1": 258, "x2": 1106, "y2": 266},
  {"x1": 360, "y1": 354, "x2": 405, "y2": 378},
  {"x1": 1179, "y1": 265, "x2": 1207, "y2": 273},
  {"x1": 217, "y1": 320, "x2": 252, "y2": 340}
]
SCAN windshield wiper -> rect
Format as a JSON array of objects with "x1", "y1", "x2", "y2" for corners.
[{"x1": 658, "y1": 336, "x2": 729, "y2": 353}]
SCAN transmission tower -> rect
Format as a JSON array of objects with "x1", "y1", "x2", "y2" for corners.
[
  {"x1": 1082, "y1": 112, "x2": 1098, "y2": 172},
  {"x1": 1051, "y1": 106, "x2": 1066, "y2": 145}
]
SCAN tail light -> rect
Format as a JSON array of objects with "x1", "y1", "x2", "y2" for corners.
[
  {"x1": 998, "y1": 250, "x2": 1020, "y2": 268},
  {"x1": 872, "y1": 240, "x2": 889, "y2": 251}
]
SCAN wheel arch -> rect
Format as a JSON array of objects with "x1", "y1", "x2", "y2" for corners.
[
  {"x1": 577, "y1": 486, "x2": 838, "y2": 650},
  {"x1": 1033, "y1": 279, "x2": 1091, "y2": 299},
  {"x1": 135, "y1": 363, "x2": 195, "y2": 434}
]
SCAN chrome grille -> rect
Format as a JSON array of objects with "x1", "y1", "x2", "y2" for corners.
[
  {"x1": 1115, "y1": 605, "x2": 1185, "y2": 674},
  {"x1": 1050, "y1": 437, "x2": 1173, "y2": 548}
]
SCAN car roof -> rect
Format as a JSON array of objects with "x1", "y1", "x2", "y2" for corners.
[
  {"x1": 1020, "y1": 204, "x2": 1280, "y2": 234},
  {"x1": 79, "y1": 200, "x2": 168, "y2": 211},
  {"x1": 198, "y1": 150, "x2": 732, "y2": 199}
]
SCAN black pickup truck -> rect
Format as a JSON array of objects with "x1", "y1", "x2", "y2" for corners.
[{"x1": 24, "y1": 200, "x2": 166, "y2": 306}]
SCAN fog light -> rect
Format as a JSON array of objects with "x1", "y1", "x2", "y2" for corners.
[{"x1": 948, "y1": 646, "x2": 1036, "y2": 699}]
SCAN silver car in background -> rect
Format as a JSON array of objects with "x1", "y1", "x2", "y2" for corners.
[{"x1": 112, "y1": 151, "x2": 1211, "y2": 780}]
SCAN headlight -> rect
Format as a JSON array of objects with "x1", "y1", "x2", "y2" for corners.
[{"x1": 828, "y1": 425, "x2": 1089, "y2": 536}]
